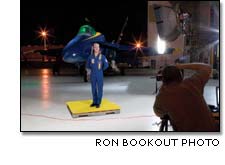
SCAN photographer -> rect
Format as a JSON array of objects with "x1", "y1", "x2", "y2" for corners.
[{"x1": 153, "y1": 63, "x2": 217, "y2": 131}]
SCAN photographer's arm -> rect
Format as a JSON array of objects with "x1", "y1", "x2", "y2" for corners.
[
  {"x1": 176, "y1": 63, "x2": 212, "y2": 87},
  {"x1": 176, "y1": 63, "x2": 211, "y2": 76}
]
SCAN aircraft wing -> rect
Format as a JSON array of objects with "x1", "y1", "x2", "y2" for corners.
[
  {"x1": 138, "y1": 47, "x2": 175, "y2": 55},
  {"x1": 99, "y1": 41, "x2": 175, "y2": 55},
  {"x1": 34, "y1": 48, "x2": 63, "y2": 56}
]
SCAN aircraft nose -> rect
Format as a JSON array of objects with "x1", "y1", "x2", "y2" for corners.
[{"x1": 63, "y1": 51, "x2": 78, "y2": 63}]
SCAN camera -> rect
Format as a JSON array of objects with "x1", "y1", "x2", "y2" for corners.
[{"x1": 156, "y1": 74, "x2": 163, "y2": 81}]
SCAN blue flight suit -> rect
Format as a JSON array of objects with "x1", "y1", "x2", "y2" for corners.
[{"x1": 86, "y1": 54, "x2": 109, "y2": 105}]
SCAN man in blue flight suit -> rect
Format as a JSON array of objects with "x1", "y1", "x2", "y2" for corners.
[{"x1": 86, "y1": 42, "x2": 109, "y2": 108}]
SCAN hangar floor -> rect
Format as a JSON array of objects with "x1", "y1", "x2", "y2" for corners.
[{"x1": 21, "y1": 69, "x2": 219, "y2": 131}]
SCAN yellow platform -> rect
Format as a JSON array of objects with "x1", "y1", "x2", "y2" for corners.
[{"x1": 66, "y1": 98, "x2": 120, "y2": 118}]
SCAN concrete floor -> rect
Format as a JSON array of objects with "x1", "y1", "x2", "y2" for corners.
[{"x1": 21, "y1": 69, "x2": 219, "y2": 131}]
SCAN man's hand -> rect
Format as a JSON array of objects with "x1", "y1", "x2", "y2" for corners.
[
  {"x1": 86, "y1": 69, "x2": 91, "y2": 81},
  {"x1": 87, "y1": 73, "x2": 90, "y2": 81}
]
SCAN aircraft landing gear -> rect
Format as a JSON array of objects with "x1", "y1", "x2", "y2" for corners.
[
  {"x1": 120, "y1": 67, "x2": 125, "y2": 76},
  {"x1": 79, "y1": 65, "x2": 88, "y2": 82},
  {"x1": 84, "y1": 69, "x2": 88, "y2": 82}
]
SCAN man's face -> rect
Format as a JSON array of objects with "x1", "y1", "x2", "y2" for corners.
[{"x1": 93, "y1": 43, "x2": 100, "y2": 54}]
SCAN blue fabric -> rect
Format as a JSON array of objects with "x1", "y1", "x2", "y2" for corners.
[{"x1": 86, "y1": 54, "x2": 109, "y2": 104}]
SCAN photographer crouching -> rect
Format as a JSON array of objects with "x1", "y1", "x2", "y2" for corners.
[{"x1": 153, "y1": 63, "x2": 218, "y2": 132}]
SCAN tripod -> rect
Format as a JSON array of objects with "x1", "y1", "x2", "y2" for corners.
[{"x1": 159, "y1": 115, "x2": 170, "y2": 131}]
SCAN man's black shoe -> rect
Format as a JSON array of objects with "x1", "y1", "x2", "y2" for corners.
[
  {"x1": 96, "y1": 104, "x2": 100, "y2": 108},
  {"x1": 90, "y1": 103, "x2": 96, "y2": 107}
]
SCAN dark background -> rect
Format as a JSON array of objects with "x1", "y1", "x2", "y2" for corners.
[{"x1": 21, "y1": 0, "x2": 148, "y2": 46}]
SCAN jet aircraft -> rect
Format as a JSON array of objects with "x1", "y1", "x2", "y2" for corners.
[
  {"x1": 34, "y1": 4, "x2": 190, "y2": 81},
  {"x1": 37, "y1": 23, "x2": 174, "y2": 81}
]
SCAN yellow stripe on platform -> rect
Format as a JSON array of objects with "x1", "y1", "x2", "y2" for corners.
[{"x1": 66, "y1": 99, "x2": 120, "y2": 117}]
